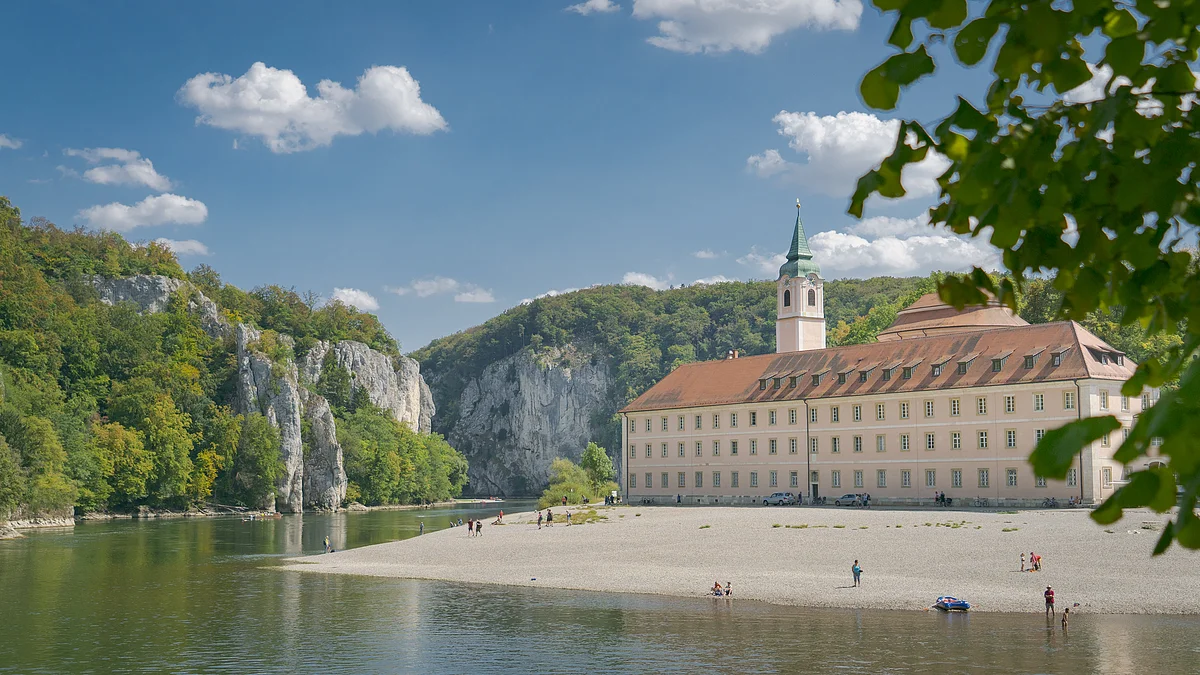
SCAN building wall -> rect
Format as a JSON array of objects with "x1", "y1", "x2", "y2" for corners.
[
  {"x1": 623, "y1": 378, "x2": 1151, "y2": 506},
  {"x1": 776, "y1": 275, "x2": 825, "y2": 353}
]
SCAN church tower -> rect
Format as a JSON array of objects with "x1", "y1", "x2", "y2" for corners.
[{"x1": 776, "y1": 201, "x2": 825, "y2": 353}]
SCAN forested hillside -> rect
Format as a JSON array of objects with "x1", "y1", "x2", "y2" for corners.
[{"x1": 0, "y1": 197, "x2": 466, "y2": 520}]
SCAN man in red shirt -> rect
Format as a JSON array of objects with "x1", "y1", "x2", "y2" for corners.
[{"x1": 1044, "y1": 586, "x2": 1055, "y2": 616}]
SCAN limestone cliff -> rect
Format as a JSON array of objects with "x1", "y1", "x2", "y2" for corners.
[
  {"x1": 437, "y1": 345, "x2": 611, "y2": 496},
  {"x1": 301, "y1": 340, "x2": 434, "y2": 432},
  {"x1": 299, "y1": 390, "x2": 347, "y2": 510},
  {"x1": 235, "y1": 324, "x2": 305, "y2": 512},
  {"x1": 90, "y1": 274, "x2": 230, "y2": 339}
]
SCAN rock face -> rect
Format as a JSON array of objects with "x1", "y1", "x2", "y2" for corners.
[
  {"x1": 301, "y1": 340, "x2": 434, "y2": 432},
  {"x1": 235, "y1": 324, "x2": 306, "y2": 512},
  {"x1": 89, "y1": 274, "x2": 230, "y2": 339},
  {"x1": 444, "y1": 346, "x2": 610, "y2": 496},
  {"x1": 300, "y1": 389, "x2": 347, "y2": 510}
]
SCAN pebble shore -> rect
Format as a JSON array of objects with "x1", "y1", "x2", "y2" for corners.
[{"x1": 281, "y1": 506, "x2": 1200, "y2": 614}]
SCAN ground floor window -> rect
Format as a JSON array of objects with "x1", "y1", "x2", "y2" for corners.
[
  {"x1": 713, "y1": 471, "x2": 721, "y2": 488},
  {"x1": 695, "y1": 472, "x2": 703, "y2": 489},
  {"x1": 1006, "y1": 468, "x2": 1018, "y2": 487},
  {"x1": 661, "y1": 473, "x2": 669, "y2": 489},
  {"x1": 731, "y1": 471, "x2": 739, "y2": 488},
  {"x1": 1067, "y1": 468, "x2": 1077, "y2": 487},
  {"x1": 926, "y1": 469, "x2": 936, "y2": 488},
  {"x1": 769, "y1": 471, "x2": 778, "y2": 487},
  {"x1": 854, "y1": 470, "x2": 864, "y2": 488},
  {"x1": 645, "y1": 473, "x2": 652, "y2": 489},
  {"x1": 1102, "y1": 467, "x2": 1113, "y2": 488},
  {"x1": 1036, "y1": 476, "x2": 1046, "y2": 488},
  {"x1": 678, "y1": 472, "x2": 686, "y2": 488},
  {"x1": 750, "y1": 471, "x2": 759, "y2": 488},
  {"x1": 832, "y1": 470, "x2": 841, "y2": 488},
  {"x1": 790, "y1": 471, "x2": 799, "y2": 488},
  {"x1": 952, "y1": 469, "x2": 962, "y2": 488},
  {"x1": 901, "y1": 470, "x2": 911, "y2": 487},
  {"x1": 629, "y1": 473, "x2": 637, "y2": 488},
  {"x1": 979, "y1": 468, "x2": 990, "y2": 488},
  {"x1": 877, "y1": 469, "x2": 887, "y2": 488}
]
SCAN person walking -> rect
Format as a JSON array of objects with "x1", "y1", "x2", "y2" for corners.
[
  {"x1": 538, "y1": 512, "x2": 544, "y2": 529},
  {"x1": 475, "y1": 520, "x2": 482, "y2": 536},
  {"x1": 467, "y1": 518, "x2": 474, "y2": 536},
  {"x1": 324, "y1": 536, "x2": 331, "y2": 554},
  {"x1": 566, "y1": 511, "x2": 572, "y2": 526},
  {"x1": 852, "y1": 560, "x2": 862, "y2": 587},
  {"x1": 546, "y1": 509, "x2": 553, "y2": 526},
  {"x1": 1021, "y1": 552, "x2": 1026, "y2": 572},
  {"x1": 1044, "y1": 586, "x2": 1056, "y2": 616},
  {"x1": 419, "y1": 521, "x2": 424, "y2": 536}
]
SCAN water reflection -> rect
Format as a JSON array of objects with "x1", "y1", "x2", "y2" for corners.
[{"x1": 2, "y1": 502, "x2": 1197, "y2": 675}]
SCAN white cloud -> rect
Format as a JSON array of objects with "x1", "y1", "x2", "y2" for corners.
[
  {"x1": 693, "y1": 249, "x2": 719, "y2": 259},
  {"x1": 386, "y1": 276, "x2": 495, "y2": 303},
  {"x1": 331, "y1": 287, "x2": 380, "y2": 311},
  {"x1": 0, "y1": 134, "x2": 21, "y2": 150},
  {"x1": 805, "y1": 213, "x2": 1001, "y2": 278},
  {"x1": 737, "y1": 248, "x2": 787, "y2": 277},
  {"x1": 568, "y1": 0, "x2": 620, "y2": 14},
  {"x1": 178, "y1": 62, "x2": 447, "y2": 153},
  {"x1": 1063, "y1": 63, "x2": 1199, "y2": 117},
  {"x1": 631, "y1": 0, "x2": 861, "y2": 54},
  {"x1": 154, "y1": 238, "x2": 209, "y2": 256},
  {"x1": 622, "y1": 272, "x2": 673, "y2": 290},
  {"x1": 64, "y1": 147, "x2": 173, "y2": 191},
  {"x1": 751, "y1": 111, "x2": 950, "y2": 198},
  {"x1": 693, "y1": 275, "x2": 733, "y2": 285},
  {"x1": 77, "y1": 194, "x2": 208, "y2": 232},
  {"x1": 520, "y1": 287, "x2": 582, "y2": 305}
]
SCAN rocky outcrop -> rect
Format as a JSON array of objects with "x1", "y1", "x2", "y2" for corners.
[
  {"x1": 0, "y1": 522, "x2": 22, "y2": 539},
  {"x1": 300, "y1": 389, "x2": 347, "y2": 510},
  {"x1": 301, "y1": 340, "x2": 434, "y2": 432},
  {"x1": 235, "y1": 324, "x2": 305, "y2": 512},
  {"x1": 444, "y1": 345, "x2": 610, "y2": 496},
  {"x1": 89, "y1": 274, "x2": 230, "y2": 339}
]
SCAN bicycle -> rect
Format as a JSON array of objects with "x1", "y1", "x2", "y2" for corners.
[
  {"x1": 1042, "y1": 497, "x2": 1059, "y2": 508},
  {"x1": 974, "y1": 497, "x2": 990, "y2": 507}
]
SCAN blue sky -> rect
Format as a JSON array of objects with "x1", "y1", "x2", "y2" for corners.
[{"x1": 0, "y1": 0, "x2": 1036, "y2": 350}]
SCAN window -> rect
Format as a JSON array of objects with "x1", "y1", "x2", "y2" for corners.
[
  {"x1": 1053, "y1": 353, "x2": 1063, "y2": 367},
  {"x1": 926, "y1": 469, "x2": 936, "y2": 487},
  {"x1": 831, "y1": 406, "x2": 840, "y2": 423},
  {"x1": 1064, "y1": 391, "x2": 1076, "y2": 410},
  {"x1": 629, "y1": 444, "x2": 636, "y2": 459},
  {"x1": 832, "y1": 470, "x2": 841, "y2": 488},
  {"x1": 783, "y1": 289, "x2": 791, "y2": 307},
  {"x1": 662, "y1": 443, "x2": 668, "y2": 458},
  {"x1": 1024, "y1": 355, "x2": 1035, "y2": 369},
  {"x1": 1121, "y1": 396, "x2": 1129, "y2": 412},
  {"x1": 958, "y1": 361, "x2": 968, "y2": 375},
  {"x1": 1067, "y1": 468, "x2": 1077, "y2": 487},
  {"x1": 900, "y1": 402, "x2": 910, "y2": 419},
  {"x1": 1101, "y1": 432, "x2": 1110, "y2": 447},
  {"x1": 977, "y1": 397, "x2": 987, "y2": 415},
  {"x1": 1102, "y1": 467, "x2": 1113, "y2": 488},
  {"x1": 810, "y1": 437, "x2": 819, "y2": 454},
  {"x1": 854, "y1": 470, "x2": 864, "y2": 488},
  {"x1": 876, "y1": 435, "x2": 886, "y2": 452},
  {"x1": 1007, "y1": 430, "x2": 1017, "y2": 448},
  {"x1": 695, "y1": 472, "x2": 703, "y2": 489},
  {"x1": 838, "y1": 373, "x2": 847, "y2": 385},
  {"x1": 902, "y1": 470, "x2": 912, "y2": 487},
  {"x1": 992, "y1": 358, "x2": 1003, "y2": 372},
  {"x1": 646, "y1": 444, "x2": 652, "y2": 458},
  {"x1": 1100, "y1": 391, "x2": 1109, "y2": 410},
  {"x1": 629, "y1": 418, "x2": 636, "y2": 433},
  {"x1": 713, "y1": 413, "x2": 720, "y2": 429},
  {"x1": 731, "y1": 412, "x2": 738, "y2": 428},
  {"x1": 853, "y1": 405, "x2": 862, "y2": 422},
  {"x1": 952, "y1": 469, "x2": 963, "y2": 488},
  {"x1": 759, "y1": 379, "x2": 767, "y2": 391},
  {"x1": 877, "y1": 469, "x2": 887, "y2": 488},
  {"x1": 876, "y1": 403, "x2": 886, "y2": 421},
  {"x1": 1036, "y1": 476, "x2": 1047, "y2": 488},
  {"x1": 695, "y1": 441, "x2": 702, "y2": 457},
  {"x1": 1034, "y1": 393, "x2": 1044, "y2": 412},
  {"x1": 1142, "y1": 393, "x2": 1150, "y2": 409},
  {"x1": 901, "y1": 434, "x2": 910, "y2": 451},
  {"x1": 661, "y1": 473, "x2": 669, "y2": 489},
  {"x1": 750, "y1": 412, "x2": 758, "y2": 427},
  {"x1": 812, "y1": 374, "x2": 822, "y2": 386},
  {"x1": 750, "y1": 471, "x2": 759, "y2": 488},
  {"x1": 1004, "y1": 395, "x2": 1015, "y2": 414},
  {"x1": 882, "y1": 368, "x2": 891, "y2": 382},
  {"x1": 645, "y1": 473, "x2": 652, "y2": 490},
  {"x1": 951, "y1": 398, "x2": 961, "y2": 416},
  {"x1": 789, "y1": 376, "x2": 798, "y2": 389},
  {"x1": 853, "y1": 436, "x2": 863, "y2": 453},
  {"x1": 695, "y1": 415, "x2": 702, "y2": 430},
  {"x1": 926, "y1": 433, "x2": 936, "y2": 450},
  {"x1": 903, "y1": 366, "x2": 913, "y2": 380},
  {"x1": 646, "y1": 419, "x2": 652, "y2": 432},
  {"x1": 789, "y1": 438, "x2": 798, "y2": 454},
  {"x1": 730, "y1": 440, "x2": 738, "y2": 456},
  {"x1": 750, "y1": 439, "x2": 758, "y2": 455},
  {"x1": 769, "y1": 410, "x2": 777, "y2": 426},
  {"x1": 661, "y1": 416, "x2": 668, "y2": 431},
  {"x1": 932, "y1": 364, "x2": 943, "y2": 377},
  {"x1": 951, "y1": 432, "x2": 961, "y2": 450},
  {"x1": 678, "y1": 472, "x2": 686, "y2": 488},
  {"x1": 713, "y1": 472, "x2": 721, "y2": 488},
  {"x1": 811, "y1": 470, "x2": 819, "y2": 485},
  {"x1": 770, "y1": 471, "x2": 778, "y2": 487},
  {"x1": 679, "y1": 442, "x2": 685, "y2": 457},
  {"x1": 831, "y1": 437, "x2": 841, "y2": 453},
  {"x1": 790, "y1": 471, "x2": 799, "y2": 488},
  {"x1": 808, "y1": 289, "x2": 817, "y2": 305},
  {"x1": 978, "y1": 430, "x2": 989, "y2": 449},
  {"x1": 678, "y1": 416, "x2": 685, "y2": 430},
  {"x1": 713, "y1": 440, "x2": 720, "y2": 456},
  {"x1": 802, "y1": 409, "x2": 810, "y2": 425},
  {"x1": 731, "y1": 472, "x2": 739, "y2": 488},
  {"x1": 630, "y1": 473, "x2": 637, "y2": 489},
  {"x1": 859, "y1": 371, "x2": 868, "y2": 383},
  {"x1": 978, "y1": 468, "x2": 990, "y2": 488},
  {"x1": 925, "y1": 400, "x2": 934, "y2": 418},
  {"x1": 769, "y1": 439, "x2": 778, "y2": 455},
  {"x1": 1007, "y1": 468, "x2": 1018, "y2": 487},
  {"x1": 1123, "y1": 428, "x2": 1129, "y2": 442}
]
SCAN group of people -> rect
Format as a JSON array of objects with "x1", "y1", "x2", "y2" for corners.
[
  {"x1": 1020, "y1": 551, "x2": 1044, "y2": 572},
  {"x1": 711, "y1": 581, "x2": 733, "y2": 597},
  {"x1": 1044, "y1": 585, "x2": 1071, "y2": 627},
  {"x1": 934, "y1": 491, "x2": 952, "y2": 506},
  {"x1": 537, "y1": 509, "x2": 553, "y2": 528},
  {"x1": 857, "y1": 494, "x2": 872, "y2": 508},
  {"x1": 463, "y1": 518, "x2": 484, "y2": 536}
]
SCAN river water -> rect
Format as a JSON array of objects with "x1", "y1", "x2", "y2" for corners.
[{"x1": 2, "y1": 502, "x2": 1196, "y2": 674}]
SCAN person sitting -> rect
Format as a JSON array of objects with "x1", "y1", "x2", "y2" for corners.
[
  {"x1": 724, "y1": 581, "x2": 732, "y2": 596},
  {"x1": 712, "y1": 581, "x2": 723, "y2": 596}
]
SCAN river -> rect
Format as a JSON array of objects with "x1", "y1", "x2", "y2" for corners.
[{"x1": 2, "y1": 502, "x2": 1196, "y2": 674}]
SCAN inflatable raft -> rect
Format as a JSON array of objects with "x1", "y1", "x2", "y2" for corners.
[{"x1": 935, "y1": 596, "x2": 971, "y2": 611}]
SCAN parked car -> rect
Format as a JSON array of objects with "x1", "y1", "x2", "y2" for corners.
[
  {"x1": 763, "y1": 492, "x2": 798, "y2": 506},
  {"x1": 834, "y1": 493, "x2": 861, "y2": 506}
]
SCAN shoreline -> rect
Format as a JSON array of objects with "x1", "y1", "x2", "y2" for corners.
[{"x1": 280, "y1": 505, "x2": 1200, "y2": 615}]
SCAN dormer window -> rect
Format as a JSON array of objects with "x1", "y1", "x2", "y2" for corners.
[
  {"x1": 882, "y1": 368, "x2": 892, "y2": 382},
  {"x1": 932, "y1": 364, "x2": 943, "y2": 376},
  {"x1": 838, "y1": 373, "x2": 847, "y2": 384},
  {"x1": 773, "y1": 377, "x2": 782, "y2": 389},
  {"x1": 1115, "y1": 354, "x2": 1124, "y2": 366},
  {"x1": 902, "y1": 367, "x2": 912, "y2": 379},
  {"x1": 1052, "y1": 354, "x2": 1062, "y2": 367},
  {"x1": 859, "y1": 371, "x2": 868, "y2": 383},
  {"x1": 1024, "y1": 355, "x2": 1035, "y2": 369},
  {"x1": 957, "y1": 362, "x2": 968, "y2": 375},
  {"x1": 990, "y1": 351, "x2": 1012, "y2": 372},
  {"x1": 789, "y1": 376, "x2": 798, "y2": 388},
  {"x1": 759, "y1": 379, "x2": 767, "y2": 391},
  {"x1": 812, "y1": 374, "x2": 821, "y2": 386}
]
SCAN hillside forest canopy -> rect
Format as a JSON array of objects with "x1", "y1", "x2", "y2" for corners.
[{"x1": 0, "y1": 197, "x2": 466, "y2": 518}]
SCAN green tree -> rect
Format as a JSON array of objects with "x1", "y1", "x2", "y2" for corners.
[
  {"x1": 853, "y1": 0, "x2": 1200, "y2": 550},
  {"x1": 579, "y1": 442, "x2": 615, "y2": 490},
  {"x1": 89, "y1": 421, "x2": 153, "y2": 509},
  {"x1": 538, "y1": 456, "x2": 619, "y2": 509},
  {"x1": 232, "y1": 413, "x2": 282, "y2": 509},
  {"x1": 0, "y1": 436, "x2": 26, "y2": 516}
]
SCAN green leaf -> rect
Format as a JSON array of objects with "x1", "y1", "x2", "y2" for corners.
[
  {"x1": 1152, "y1": 521, "x2": 1176, "y2": 556},
  {"x1": 861, "y1": 66, "x2": 901, "y2": 110},
  {"x1": 1031, "y1": 416, "x2": 1121, "y2": 479},
  {"x1": 861, "y1": 47, "x2": 936, "y2": 110},
  {"x1": 927, "y1": 0, "x2": 967, "y2": 29},
  {"x1": 1147, "y1": 466, "x2": 1180, "y2": 512},
  {"x1": 1102, "y1": 9, "x2": 1138, "y2": 38},
  {"x1": 1104, "y1": 35, "x2": 1144, "y2": 78},
  {"x1": 889, "y1": 16, "x2": 914, "y2": 49},
  {"x1": 1091, "y1": 495, "x2": 1124, "y2": 525},
  {"x1": 1178, "y1": 512, "x2": 1200, "y2": 549},
  {"x1": 953, "y1": 18, "x2": 1000, "y2": 66}
]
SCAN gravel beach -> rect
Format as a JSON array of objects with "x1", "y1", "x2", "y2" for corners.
[{"x1": 281, "y1": 506, "x2": 1200, "y2": 614}]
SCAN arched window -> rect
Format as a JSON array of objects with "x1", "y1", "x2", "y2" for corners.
[
  {"x1": 783, "y1": 290, "x2": 791, "y2": 307},
  {"x1": 808, "y1": 289, "x2": 817, "y2": 306}
]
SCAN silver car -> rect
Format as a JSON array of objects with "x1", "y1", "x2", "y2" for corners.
[
  {"x1": 763, "y1": 492, "x2": 797, "y2": 506},
  {"x1": 834, "y1": 493, "x2": 862, "y2": 506}
]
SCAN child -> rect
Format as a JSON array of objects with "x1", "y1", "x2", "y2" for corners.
[
  {"x1": 538, "y1": 512, "x2": 543, "y2": 529},
  {"x1": 1061, "y1": 607, "x2": 1070, "y2": 629},
  {"x1": 1021, "y1": 552, "x2": 1025, "y2": 572},
  {"x1": 852, "y1": 560, "x2": 862, "y2": 587}
]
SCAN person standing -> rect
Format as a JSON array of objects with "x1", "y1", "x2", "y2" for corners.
[
  {"x1": 852, "y1": 560, "x2": 862, "y2": 587},
  {"x1": 1061, "y1": 607, "x2": 1070, "y2": 629},
  {"x1": 546, "y1": 509, "x2": 553, "y2": 526},
  {"x1": 538, "y1": 512, "x2": 544, "y2": 529},
  {"x1": 1044, "y1": 586, "x2": 1056, "y2": 616},
  {"x1": 562, "y1": 495, "x2": 567, "y2": 506},
  {"x1": 419, "y1": 521, "x2": 424, "y2": 536},
  {"x1": 324, "y1": 536, "x2": 331, "y2": 554},
  {"x1": 1021, "y1": 552, "x2": 1026, "y2": 572},
  {"x1": 566, "y1": 511, "x2": 572, "y2": 526},
  {"x1": 476, "y1": 520, "x2": 482, "y2": 536},
  {"x1": 467, "y1": 518, "x2": 474, "y2": 536}
]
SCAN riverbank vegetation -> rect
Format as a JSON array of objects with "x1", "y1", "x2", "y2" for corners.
[{"x1": 538, "y1": 446, "x2": 619, "y2": 509}]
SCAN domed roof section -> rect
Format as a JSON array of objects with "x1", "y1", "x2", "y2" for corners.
[
  {"x1": 778, "y1": 202, "x2": 821, "y2": 279},
  {"x1": 877, "y1": 292, "x2": 1028, "y2": 341}
]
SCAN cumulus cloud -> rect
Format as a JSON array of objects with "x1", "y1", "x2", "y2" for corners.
[
  {"x1": 386, "y1": 276, "x2": 495, "y2": 303},
  {"x1": 749, "y1": 111, "x2": 950, "y2": 198},
  {"x1": 806, "y1": 213, "x2": 1001, "y2": 278},
  {"x1": 154, "y1": 238, "x2": 209, "y2": 256},
  {"x1": 64, "y1": 147, "x2": 173, "y2": 191},
  {"x1": 622, "y1": 272, "x2": 672, "y2": 290},
  {"x1": 178, "y1": 62, "x2": 447, "y2": 153},
  {"x1": 77, "y1": 194, "x2": 208, "y2": 232},
  {"x1": 0, "y1": 134, "x2": 21, "y2": 150},
  {"x1": 1063, "y1": 63, "x2": 1199, "y2": 117},
  {"x1": 737, "y1": 248, "x2": 787, "y2": 277},
  {"x1": 331, "y1": 287, "x2": 380, "y2": 311},
  {"x1": 568, "y1": 0, "x2": 619, "y2": 14},
  {"x1": 520, "y1": 287, "x2": 583, "y2": 305},
  {"x1": 693, "y1": 249, "x2": 720, "y2": 259},
  {"x1": 693, "y1": 275, "x2": 733, "y2": 285},
  {"x1": 631, "y1": 0, "x2": 862, "y2": 54}
]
